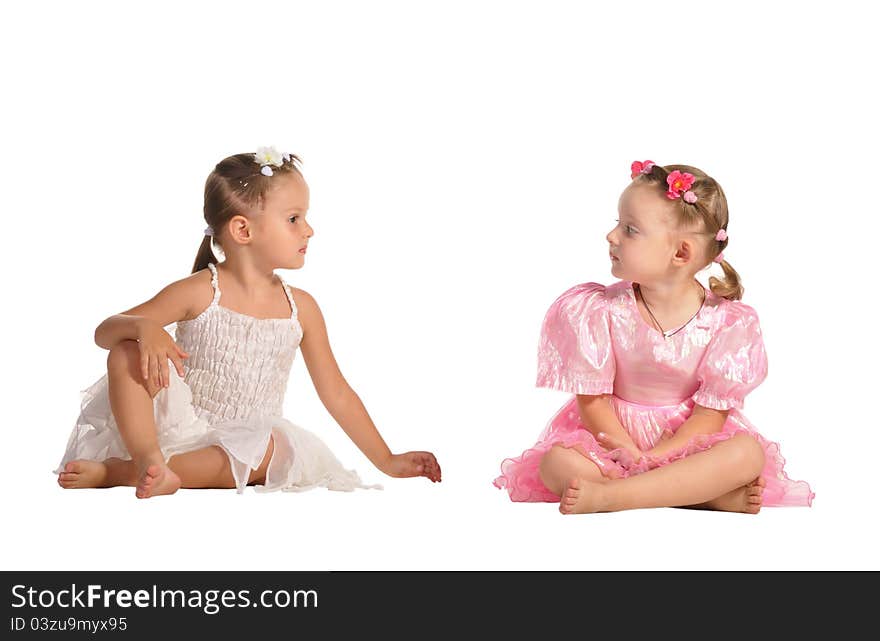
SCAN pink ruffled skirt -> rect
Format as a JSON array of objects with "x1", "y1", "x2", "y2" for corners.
[{"x1": 494, "y1": 395, "x2": 814, "y2": 506}]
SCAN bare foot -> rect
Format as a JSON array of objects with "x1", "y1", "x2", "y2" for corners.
[
  {"x1": 559, "y1": 477, "x2": 607, "y2": 515},
  {"x1": 704, "y1": 476, "x2": 765, "y2": 514},
  {"x1": 57, "y1": 460, "x2": 108, "y2": 489},
  {"x1": 135, "y1": 464, "x2": 181, "y2": 499}
]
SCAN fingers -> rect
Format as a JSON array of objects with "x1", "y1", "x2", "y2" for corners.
[
  {"x1": 169, "y1": 345, "x2": 189, "y2": 380},
  {"x1": 413, "y1": 451, "x2": 441, "y2": 482},
  {"x1": 151, "y1": 353, "x2": 161, "y2": 389},
  {"x1": 140, "y1": 348, "x2": 150, "y2": 382},
  {"x1": 596, "y1": 432, "x2": 619, "y2": 449},
  {"x1": 171, "y1": 355, "x2": 186, "y2": 379}
]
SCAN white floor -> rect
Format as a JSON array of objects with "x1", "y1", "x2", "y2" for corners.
[{"x1": 3, "y1": 458, "x2": 865, "y2": 571}]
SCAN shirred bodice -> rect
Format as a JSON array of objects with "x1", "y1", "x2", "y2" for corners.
[{"x1": 173, "y1": 263, "x2": 303, "y2": 423}]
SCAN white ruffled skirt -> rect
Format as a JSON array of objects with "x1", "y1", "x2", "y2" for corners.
[{"x1": 55, "y1": 369, "x2": 382, "y2": 494}]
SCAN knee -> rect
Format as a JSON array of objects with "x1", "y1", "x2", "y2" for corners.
[
  {"x1": 107, "y1": 340, "x2": 139, "y2": 370},
  {"x1": 729, "y1": 434, "x2": 765, "y2": 479},
  {"x1": 107, "y1": 340, "x2": 161, "y2": 397},
  {"x1": 539, "y1": 446, "x2": 568, "y2": 482}
]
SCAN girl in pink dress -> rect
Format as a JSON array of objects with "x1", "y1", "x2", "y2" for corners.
[{"x1": 494, "y1": 160, "x2": 813, "y2": 514}]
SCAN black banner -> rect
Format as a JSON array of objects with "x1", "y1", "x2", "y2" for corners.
[{"x1": 1, "y1": 571, "x2": 868, "y2": 635}]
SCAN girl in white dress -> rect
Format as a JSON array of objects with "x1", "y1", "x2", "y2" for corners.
[{"x1": 56, "y1": 147, "x2": 441, "y2": 498}]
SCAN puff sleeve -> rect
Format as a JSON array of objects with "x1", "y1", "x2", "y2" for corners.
[
  {"x1": 691, "y1": 302, "x2": 768, "y2": 411},
  {"x1": 536, "y1": 283, "x2": 615, "y2": 395}
]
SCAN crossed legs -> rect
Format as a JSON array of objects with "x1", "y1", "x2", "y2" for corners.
[{"x1": 538, "y1": 434, "x2": 766, "y2": 515}]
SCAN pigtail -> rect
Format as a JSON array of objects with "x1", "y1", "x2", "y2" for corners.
[
  {"x1": 192, "y1": 234, "x2": 215, "y2": 274},
  {"x1": 709, "y1": 258, "x2": 744, "y2": 301}
]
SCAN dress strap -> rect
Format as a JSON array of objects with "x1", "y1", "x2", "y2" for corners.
[
  {"x1": 279, "y1": 276, "x2": 298, "y2": 319},
  {"x1": 206, "y1": 262, "x2": 222, "y2": 305}
]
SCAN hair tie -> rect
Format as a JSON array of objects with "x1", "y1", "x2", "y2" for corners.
[
  {"x1": 204, "y1": 226, "x2": 213, "y2": 237},
  {"x1": 713, "y1": 230, "x2": 728, "y2": 262}
]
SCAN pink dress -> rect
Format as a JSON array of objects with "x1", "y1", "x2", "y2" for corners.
[{"x1": 493, "y1": 280, "x2": 814, "y2": 506}]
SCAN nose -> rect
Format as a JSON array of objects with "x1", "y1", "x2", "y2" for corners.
[
  {"x1": 305, "y1": 222, "x2": 314, "y2": 238},
  {"x1": 606, "y1": 228, "x2": 617, "y2": 245}
]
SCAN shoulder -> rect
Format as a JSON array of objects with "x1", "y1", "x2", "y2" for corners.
[
  {"x1": 553, "y1": 281, "x2": 607, "y2": 302},
  {"x1": 547, "y1": 280, "x2": 629, "y2": 311},
  {"x1": 542, "y1": 281, "x2": 621, "y2": 328},
  {"x1": 287, "y1": 286, "x2": 316, "y2": 309},
  {"x1": 287, "y1": 286, "x2": 322, "y2": 323},
  {"x1": 157, "y1": 269, "x2": 214, "y2": 317},
  {"x1": 177, "y1": 269, "x2": 216, "y2": 319},
  {"x1": 713, "y1": 296, "x2": 762, "y2": 330},
  {"x1": 119, "y1": 268, "x2": 214, "y2": 324}
]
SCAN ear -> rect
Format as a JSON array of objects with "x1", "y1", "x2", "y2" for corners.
[
  {"x1": 672, "y1": 238, "x2": 695, "y2": 266},
  {"x1": 226, "y1": 215, "x2": 253, "y2": 245}
]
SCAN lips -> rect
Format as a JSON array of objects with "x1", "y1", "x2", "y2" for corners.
[{"x1": 299, "y1": 247, "x2": 307, "y2": 254}]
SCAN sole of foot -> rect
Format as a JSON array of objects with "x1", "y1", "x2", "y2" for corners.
[{"x1": 135, "y1": 464, "x2": 181, "y2": 499}]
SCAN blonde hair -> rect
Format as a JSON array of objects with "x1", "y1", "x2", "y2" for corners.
[
  {"x1": 632, "y1": 163, "x2": 743, "y2": 301},
  {"x1": 192, "y1": 152, "x2": 303, "y2": 273}
]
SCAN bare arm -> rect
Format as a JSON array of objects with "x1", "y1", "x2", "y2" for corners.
[
  {"x1": 94, "y1": 274, "x2": 204, "y2": 350},
  {"x1": 644, "y1": 404, "x2": 728, "y2": 458},
  {"x1": 294, "y1": 287, "x2": 440, "y2": 481},
  {"x1": 577, "y1": 394, "x2": 641, "y2": 453},
  {"x1": 295, "y1": 288, "x2": 393, "y2": 470},
  {"x1": 93, "y1": 271, "x2": 210, "y2": 389}
]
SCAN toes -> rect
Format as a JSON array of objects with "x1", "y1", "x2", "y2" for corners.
[{"x1": 65, "y1": 462, "x2": 81, "y2": 473}]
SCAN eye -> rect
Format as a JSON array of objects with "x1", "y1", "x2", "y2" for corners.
[
  {"x1": 288, "y1": 215, "x2": 299, "y2": 223},
  {"x1": 615, "y1": 219, "x2": 637, "y2": 235}
]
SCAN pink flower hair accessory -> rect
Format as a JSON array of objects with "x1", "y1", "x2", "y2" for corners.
[
  {"x1": 629, "y1": 161, "x2": 699, "y2": 203},
  {"x1": 630, "y1": 160, "x2": 655, "y2": 178},
  {"x1": 666, "y1": 169, "x2": 697, "y2": 203},
  {"x1": 713, "y1": 252, "x2": 725, "y2": 264}
]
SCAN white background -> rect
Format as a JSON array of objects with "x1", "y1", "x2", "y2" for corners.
[{"x1": 1, "y1": 1, "x2": 877, "y2": 570}]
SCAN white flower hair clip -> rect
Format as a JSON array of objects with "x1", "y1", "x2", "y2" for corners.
[{"x1": 254, "y1": 146, "x2": 292, "y2": 177}]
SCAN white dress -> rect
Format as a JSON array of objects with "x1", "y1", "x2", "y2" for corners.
[{"x1": 55, "y1": 262, "x2": 381, "y2": 493}]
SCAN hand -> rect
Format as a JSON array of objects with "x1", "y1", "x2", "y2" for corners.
[
  {"x1": 379, "y1": 451, "x2": 442, "y2": 482},
  {"x1": 135, "y1": 319, "x2": 189, "y2": 390},
  {"x1": 595, "y1": 432, "x2": 644, "y2": 467}
]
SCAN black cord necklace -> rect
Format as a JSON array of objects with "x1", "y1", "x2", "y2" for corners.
[{"x1": 635, "y1": 282, "x2": 706, "y2": 339}]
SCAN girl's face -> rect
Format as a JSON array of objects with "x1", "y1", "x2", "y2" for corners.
[
  {"x1": 253, "y1": 171, "x2": 314, "y2": 270},
  {"x1": 606, "y1": 183, "x2": 689, "y2": 284}
]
